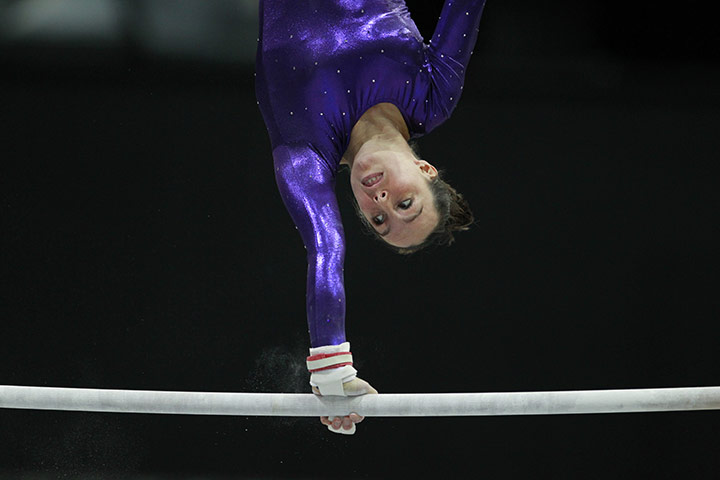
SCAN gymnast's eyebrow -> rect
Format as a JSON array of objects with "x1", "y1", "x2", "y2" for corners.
[
  {"x1": 403, "y1": 206, "x2": 423, "y2": 224},
  {"x1": 378, "y1": 206, "x2": 423, "y2": 237}
]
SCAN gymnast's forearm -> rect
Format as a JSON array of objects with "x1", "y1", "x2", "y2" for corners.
[{"x1": 305, "y1": 241, "x2": 347, "y2": 348}]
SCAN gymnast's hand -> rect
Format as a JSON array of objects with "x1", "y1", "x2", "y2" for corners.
[{"x1": 312, "y1": 377, "x2": 378, "y2": 433}]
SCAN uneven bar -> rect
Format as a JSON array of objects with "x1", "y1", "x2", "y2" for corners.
[{"x1": 1, "y1": 385, "x2": 719, "y2": 417}]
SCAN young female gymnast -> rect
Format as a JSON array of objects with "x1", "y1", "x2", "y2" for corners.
[{"x1": 255, "y1": 0, "x2": 486, "y2": 433}]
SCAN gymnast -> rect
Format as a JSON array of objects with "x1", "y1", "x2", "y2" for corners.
[{"x1": 255, "y1": 0, "x2": 486, "y2": 434}]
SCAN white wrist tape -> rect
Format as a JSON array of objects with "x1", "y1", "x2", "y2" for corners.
[{"x1": 307, "y1": 341, "x2": 357, "y2": 396}]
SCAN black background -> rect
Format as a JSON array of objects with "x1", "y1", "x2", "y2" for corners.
[{"x1": 1, "y1": 1, "x2": 719, "y2": 478}]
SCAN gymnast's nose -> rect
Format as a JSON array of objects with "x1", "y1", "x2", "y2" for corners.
[{"x1": 373, "y1": 191, "x2": 388, "y2": 203}]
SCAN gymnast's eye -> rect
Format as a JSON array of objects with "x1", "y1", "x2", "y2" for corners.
[
  {"x1": 398, "y1": 199, "x2": 412, "y2": 210},
  {"x1": 372, "y1": 213, "x2": 385, "y2": 225}
]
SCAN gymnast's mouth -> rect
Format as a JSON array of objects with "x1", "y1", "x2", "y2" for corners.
[{"x1": 361, "y1": 172, "x2": 383, "y2": 187}]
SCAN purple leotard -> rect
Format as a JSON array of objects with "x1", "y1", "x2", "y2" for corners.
[{"x1": 255, "y1": 0, "x2": 486, "y2": 347}]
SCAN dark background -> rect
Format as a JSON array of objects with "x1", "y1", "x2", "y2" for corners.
[{"x1": 1, "y1": 0, "x2": 719, "y2": 478}]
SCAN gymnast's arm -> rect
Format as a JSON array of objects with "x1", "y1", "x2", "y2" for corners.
[
  {"x1": 430, "y1": 0, "x2": 487, "y2": 62},
  {"x1": 423, "y1": 0, "x2": 487, "y2": 124},
  {"x1": 272, "y1": 143, "x2": 347, "y2": 349},
  {"x1": 273, "y1": 143, "x2": 376, "y2": 433}
]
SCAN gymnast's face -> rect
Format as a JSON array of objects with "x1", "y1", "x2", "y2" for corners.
[{"x1": 350, "y1": 150, "x2": 439, "y2": 248}]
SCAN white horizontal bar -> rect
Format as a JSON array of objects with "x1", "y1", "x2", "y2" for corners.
[{"x1": 1, "y1": 385, "x2": 719, "y2": 417}]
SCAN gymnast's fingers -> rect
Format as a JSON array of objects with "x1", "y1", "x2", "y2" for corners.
[
  {"x1": 349, "y1": 412, "x2": 364, "y2": 424},
  {"x1": 320, "y1": 415, "x2": 360, "y2": 434}
]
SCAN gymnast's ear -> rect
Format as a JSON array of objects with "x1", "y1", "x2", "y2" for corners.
[{"x1": 416, "y1": 160, "x2": 438, "y2": 180}]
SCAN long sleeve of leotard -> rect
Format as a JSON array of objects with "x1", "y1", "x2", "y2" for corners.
[
  {"x1": 272, "y1": 143, "x2": 346, "y2": 348},
  {"x1": 423, "y1": 0, "x2": 487, "y2": 132}
]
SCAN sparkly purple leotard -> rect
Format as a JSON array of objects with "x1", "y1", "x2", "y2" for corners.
[{"x1": 255, "y1": 0, "x2": 486, "y2": 347}]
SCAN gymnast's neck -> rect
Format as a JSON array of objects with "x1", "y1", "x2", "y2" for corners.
[{"x1": 340, "y1": 102, "x2": 411, "y2": 168}]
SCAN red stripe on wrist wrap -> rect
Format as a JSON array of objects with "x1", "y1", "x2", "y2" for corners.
[
  {"x1": 307, "y1": 362, "x2": 354, "y2": 373},
  {"x1": 306, "y1": 351, "x2": 353, "y2": 373}
]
